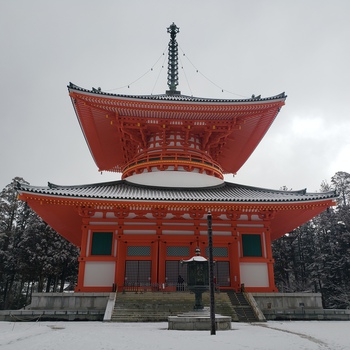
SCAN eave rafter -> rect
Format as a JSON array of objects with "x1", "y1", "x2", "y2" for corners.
[
  {"x1": 71, "y1": 91, "x2": 285, "y2": 121},
  {"x1": 115, "y1": 113, "x2": 244, "y2": 155},
  {"x1": 201, "y1": 121, "x2": 241, "y2": 152},
  {"x1": 119, "y1": 119, "x2": 148, "y2": 149}
]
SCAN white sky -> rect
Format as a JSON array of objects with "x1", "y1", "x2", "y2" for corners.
[
  {"x1": 1, "y1": 0, "x2": 350, "y2": 192},
  {"x1": 0, "y1": 321, "x2": 349, "y2": 350}
]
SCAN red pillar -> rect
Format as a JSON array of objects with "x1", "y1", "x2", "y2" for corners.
[
  {"x1": 230, "y1": 230, "x2": 241, "y2": 291},
  {"x1": 265, "y1": 227, "x2": 278, "y2": 292},
  {"x1": 158, "y1": 239, "x2": 167, "y2": 288},
  {"x1": 151, "y1": 240, "x2": 159, "y2": 286},
  {"x1": 75, "y1": 224, "x2": 89, "y2": 292},
  {"x1": 115, "y1": 237, "x2": 126, "y2": 291}
]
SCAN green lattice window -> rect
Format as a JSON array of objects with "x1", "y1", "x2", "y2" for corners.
[
  {"x1": 242, "y1": 234, "x2": 262, "y2": 257},
  {"x1": 205, "y1": 246, "x2": 228, "y2": 258},
  {"x1": 91, "y1": 232, "x2": 113, "y2": 255},
  {"x1": 127, "y1": 246, "x2": 151, "y2": 256},
  {"x1": 166, "y1": 246, "x2": 190, "y2": 257}
]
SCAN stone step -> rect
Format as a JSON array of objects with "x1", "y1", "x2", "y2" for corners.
[
  {"x1": 115, "y1": 292, "x2": 201, "y2": 301},
  {"x1": 226, "y1": 291, "x2": 259, "y2": 322},
  {"x1": 110, "y1": 291, "x2": 238, "y2": 322}
]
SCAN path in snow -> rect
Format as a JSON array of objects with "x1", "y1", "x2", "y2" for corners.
[{"x1": 0, "y1": 321, "x2": 348, "y2": 350}]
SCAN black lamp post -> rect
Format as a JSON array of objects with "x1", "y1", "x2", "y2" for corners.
[{"x1": 207, "y1": 211, "x2": 216, "y2": 335}]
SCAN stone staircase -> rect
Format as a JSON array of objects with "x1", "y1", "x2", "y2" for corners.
[
  {"x1": 226, "y1": 291, "x2": 260, "y2": 322},
  {"x1": 110, "y1": 291, "x2": 237, "y2": 322}
]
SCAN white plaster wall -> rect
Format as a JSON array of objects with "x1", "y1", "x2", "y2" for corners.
[
  {"x1": 240, "y1": 263, "x2": 269, "y2": 287},
  {"x1": 199, "y1": 230, "x2": 232, "y2": 235},
  {"x1": 123, "y1": 230, "x2": 157, "y2": 234},
  {"x1": 162, "y1": 230, "x2": 194, "y2": 235},
  {"x1": 89, "y1": 222, "x2": 117, "y2": 225},
  {"x1": 126, "y1": 171, "x2": 223, "y2": 187},
  {"x1": 84, "y1": 261, "x2": 115, "y2": 287}
]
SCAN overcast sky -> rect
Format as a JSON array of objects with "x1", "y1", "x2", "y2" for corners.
[{"x1": 1, "y1": 0, "x2": 349, "y2": 192}]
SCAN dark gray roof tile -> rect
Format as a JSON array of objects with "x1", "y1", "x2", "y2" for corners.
[
  {"x1": 68, "y1": 82, "x2": 286, "y2": 104},
  {"x1": 17, "y1": 180, "x2": 337, "y2": 203}
]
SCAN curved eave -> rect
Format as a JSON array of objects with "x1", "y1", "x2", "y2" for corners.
[
  {"x1": 18, "y1": 181, "x2": 336, "y2": 244},
  {"x1": 68, "y1": 82, "x2": 286, "y2": 104},
  {"x1": 68, "y1": 83, "x2": 286, "y2": 173},
  {"x1": 17, "y1": 180, "x2": 336, "y2": 203},
  {"x1": 18, "y1": 192, "x2": 335, "y2": 243},
  {"x1": 18, "y1": 191, "x2": 336, "y2": 207}
]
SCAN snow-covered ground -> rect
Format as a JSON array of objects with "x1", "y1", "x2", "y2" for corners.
[{"x1": 0, "y1": 321, "x2": 348, "y2": 350}]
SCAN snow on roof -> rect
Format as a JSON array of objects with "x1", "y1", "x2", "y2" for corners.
[
  {"x1": 16, "y1": 180, "x2": 337, "y2": 203},
  {"x1": 182, "y1": 256, "x2": 208, "y2": 263}
]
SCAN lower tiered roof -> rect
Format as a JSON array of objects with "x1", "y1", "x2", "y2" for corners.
[
  {"x1": 18, "y1": 180, "x2": 335, "y2": 203},
  {"x1": 17, "y1": 180, "x2": 337, "y2": 245}
]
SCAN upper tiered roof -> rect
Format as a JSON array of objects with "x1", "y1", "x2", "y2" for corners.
[{"x1": 68, "y1": 83, "x2": 286, "y2": 176}]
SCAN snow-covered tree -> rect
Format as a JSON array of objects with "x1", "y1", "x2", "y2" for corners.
[
  {"x1": 331, "y1": 171, "x2": 350, "y2": 207},
  {"x1": 0, "y1": 178, "x2": 78, "y2": 309},
  {"x1": 273, "y1": 172, "x2": 350, "y2": 309}
]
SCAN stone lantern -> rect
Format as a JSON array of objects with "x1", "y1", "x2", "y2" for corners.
[
  {"x1": 182, "y1": 247, "x2": 209, "y2": 310},
  {"x1": 169, "y1": 246, "x2": 231, "y2": 330}
]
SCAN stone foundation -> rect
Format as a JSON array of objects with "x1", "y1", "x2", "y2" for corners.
[
  {"x1": 27, "y1": 292, "x2": 111, "y2": 310},
  {"x1": 252, "y1": 292, "x2": 323, "y2": 311}
]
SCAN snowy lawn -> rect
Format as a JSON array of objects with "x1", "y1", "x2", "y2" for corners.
[{"x1": 0, "y1": 321, "x2": 348, "y2": 350}]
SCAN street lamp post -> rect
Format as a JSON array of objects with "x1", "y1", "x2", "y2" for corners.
[{"x1": 207, "y1": 211, "x2": 216, "y2": 335}]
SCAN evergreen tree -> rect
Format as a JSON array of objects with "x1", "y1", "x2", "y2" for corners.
[
  {"x1": 273, "y1": 171, "x2": 350, "y2": 309},
  {"x1": 0, "y1": 178, "x2": 79, "y2": 309},
  {"x1": 331, "y1": 171, "x2": 350, "y2": 206},
  {"x1": 0, "y1": 177, "x2": 31, "y2": 308}
]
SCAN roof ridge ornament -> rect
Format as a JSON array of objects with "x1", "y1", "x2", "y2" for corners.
[{"x1": 166, "y1": 22, "x2": 181, "y2": 95}]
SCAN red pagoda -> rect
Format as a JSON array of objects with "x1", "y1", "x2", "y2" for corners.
[{"x1": 17, "y1": 23, "x2": 336, "y2": 293}]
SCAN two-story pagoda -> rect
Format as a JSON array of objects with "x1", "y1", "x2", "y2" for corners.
[{"x1": 17, "y1": 23, "x2": 337, "y2": 293}]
